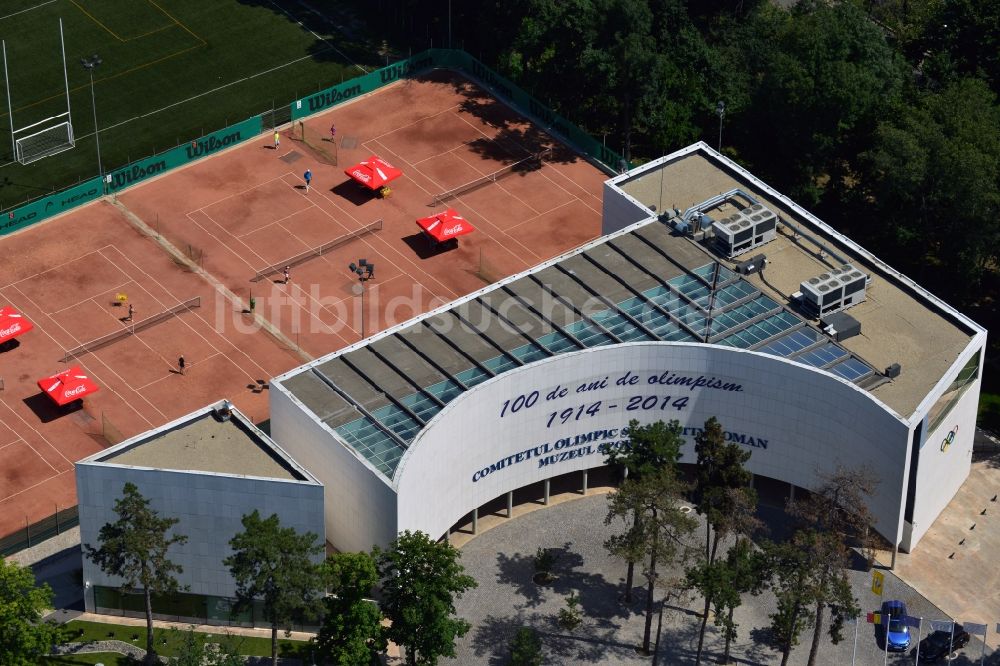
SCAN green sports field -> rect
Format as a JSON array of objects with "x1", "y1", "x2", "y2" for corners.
[{"x1": 0, "y1": 0, "x2": 376, "y2": 210}]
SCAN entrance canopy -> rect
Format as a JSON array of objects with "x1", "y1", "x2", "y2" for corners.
[
  {"x1": 344, "y1": 156, "x2": 403, "y2": 190},
  {"x1": 416, "y1": 209, "x2": 475, "y2": 243},
  {"x1": 0, "y1": 306, "x2": 33, "y2": 344},
  {"x1": 38, "y1": 366, "x2": 99, "y2": 406}
]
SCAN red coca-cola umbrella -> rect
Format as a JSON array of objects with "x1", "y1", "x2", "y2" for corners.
[
  {"x1": 344, "y1": 155, "x2": 403, "y2": 191},
  {"x1": 37, "y1": 366, "x2": 99, "y2": 407},
  {"x1": 0, "y1": 306, "x2": 33, "y2": 344},
  {"x1": 416, "y1": 209, "x2": 475, "y2": 247}
]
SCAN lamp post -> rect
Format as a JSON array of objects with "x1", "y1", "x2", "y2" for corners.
[
  {"x1": 715, "y1": 100, "x2": 725, "y2": 153},
  {"x1": 81, "y1": 55, "x2": 103, "y2": 179},
  {"x1": 349, "y1": 259, "x2": 375, "y2": 339}
]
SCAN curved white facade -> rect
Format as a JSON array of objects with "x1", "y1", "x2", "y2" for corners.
[{"x1": 396, "y1": 342, "x2": 912, "y2": 545}]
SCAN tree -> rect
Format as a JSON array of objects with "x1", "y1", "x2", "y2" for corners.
[
  {"x1": 725, "y1": 0, "x2": 906, "y2": 205},
  {"x1": 790, "y1": 467, "x2": 876, "y2": 666},
  {"x1": 85, "y1": 482, "x2": 187, "y2": 664},
  {"x1": 508, "y1": 626, "x2": 543, "y2": 666},
  {"x1": 374, "y1": 530, "x2": 477, "y2": 665},
  {"x1": 692, "y1": 537, "x2": 767, "y2": 664},
  {"x1": 603, "y1": 419, "x2": 684, "y2": 602},
  {"x1": 557, "y1": 592, "x2": 583, "y2": 631},
  {"x1": 315, "y1": 552, "x2": 386, "y2": 666},
  {"x1": 762, "y1": 531, "x2": 858, "y2": 666},
  {"x1": 858, "y1": 76, "x2": 1000, "y2": 289},
  {"x1": 224, "y1": 511, "x2": 323, "y2": 666},
  {"x1": 0, "y1": 558, "x2": 66, "y2": 665},
  {"x1": 691, "y1": 416, "x2": 757, "y2": 664},
  {"x1": 606, "y1": 467, "x2": 697, "y2": 654}
]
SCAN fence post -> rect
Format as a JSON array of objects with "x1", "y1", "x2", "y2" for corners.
[
  {"x1": 25, "y1": 516, "x2": 30, "y2": 548},
  {"x1": 55, "y1": 504, "x2": 59, "y2": 534}
]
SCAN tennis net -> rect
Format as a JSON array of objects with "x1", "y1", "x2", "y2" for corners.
[
  {"x1": 60, "y1": 297, "x2": 201, "y2": 362},
  {"x1": 250, "y1": 218, "x2": 383, "y2": 282},
  {"x1": 432, "y1": 148, "x2": 552, "y2": 205}
]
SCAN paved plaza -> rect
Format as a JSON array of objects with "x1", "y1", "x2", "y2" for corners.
[{"x1": 454, "y1": 493, "x2": 997, "y2": 665}]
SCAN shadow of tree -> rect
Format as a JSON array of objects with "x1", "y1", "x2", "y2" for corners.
[{"x1": 438, "y1": 76, "x2": 585, "y2": 166}]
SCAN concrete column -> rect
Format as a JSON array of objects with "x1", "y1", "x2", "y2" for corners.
[
  {"x1": 749, "y1": 473, "x2": 754, "y2": 489},
  {"x1": 544, "y1": 479, "x2": 550, "y2": 505},
  {"x1": 507, "y1": 491, "x2": 514, "y2": 518},
  {"x1": 789, "y1": 484, "x2": 795, "y2": 502},
  {"x1": 582, "y1": 469, "x2": 588, "y2": 495},
  {"x1": 472, "y1": 507, "x2": 478, "y2": 534}
]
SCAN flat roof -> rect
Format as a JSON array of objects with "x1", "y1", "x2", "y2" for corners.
[
  {"x1": 273, "y1": 144, "x2": 981, "y2": 484},
  {"x1": 617, "y1": 147, "x2": 977, "y2": 418},
  {"x1": 95, "y1": 403, "x2": 310, "y2": 481}
]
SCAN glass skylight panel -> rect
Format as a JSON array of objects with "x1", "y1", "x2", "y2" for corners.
[
  {"x1": 794, "y1": 342, "x2": 848, "y2": 368},
  {"x1": 454, "y1": 366, "x2": 490, "y2": 387},
  {"x1": 757, "y1": 328, "x2": 819, "y2": 357},
  {"x1": 510, "y1": 342, "x2": 550, "y2": 364},
  {"x1": 564, "y1": 320, "x2": 614, "y2": 347},
  {"x1": 483, "y1": 354, "x2": 519, "y2": 374},
  {"x1": 830, "y1": 357, "x2": 874, "y2": 382},
  {"x1": 536, "y1": 331, "x2": 578, "y2": 354}
]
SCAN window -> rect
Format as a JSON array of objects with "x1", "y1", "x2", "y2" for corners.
[{"x1": 926, "y1": 349, "x2": 981, "y2": 432}]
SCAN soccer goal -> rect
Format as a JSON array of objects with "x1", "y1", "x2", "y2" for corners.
[
  {"x1": 2, "y1": 18, "x2": 75, "y2": 165},
  {"x1": 13, "y1": 113, "x2": 74, "y2": 164}
]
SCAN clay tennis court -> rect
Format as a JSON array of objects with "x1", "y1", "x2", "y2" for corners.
[
  {"x1": 117, "y1": 70, "x2": 607, "y2": 356},
  {"x1": 0, "y1": 68, "x2": 609, "y2": 540}
]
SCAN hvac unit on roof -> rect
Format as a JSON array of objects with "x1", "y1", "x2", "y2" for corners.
[
  {"x1": 798, "y1": 263, "x2": 868, "y2": 318},
  {"x1": 709, "y1": 203, "x2": 778, "y2": 259}
]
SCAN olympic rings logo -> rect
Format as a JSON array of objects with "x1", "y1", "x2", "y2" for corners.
[{"x1": 940, "y1": 426, "x2": 959, "y2": 452}]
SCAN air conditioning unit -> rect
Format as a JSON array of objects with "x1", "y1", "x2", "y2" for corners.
[
  {"x1": 710, "y1": 204, "x2": 778, "y2": 259},
  {"x1": 798, "y1": 263, "x2": 867, "y2": 317}
]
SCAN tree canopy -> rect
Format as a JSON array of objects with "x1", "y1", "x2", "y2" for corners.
[
  {"x1": 374, "y1": 530, "x2": 477, "y2": 666},
  {"x1": 84, "y1": 482, "x2": 187, "y2": 664},
  {"x1": 225, "y1": 511, "x2": 323, "y2": 666},
  {"x1": 0, "y1": 558, "x2": 66, "y2": 665}
]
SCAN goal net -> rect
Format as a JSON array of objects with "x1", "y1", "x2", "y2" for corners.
[{"x1": 14, "y1": 115, "x2": 75, "y2": 165}]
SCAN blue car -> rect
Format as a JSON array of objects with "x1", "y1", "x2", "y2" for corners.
[{"x1": 881, "y1": 600, "x2": 910, "y2": 651}]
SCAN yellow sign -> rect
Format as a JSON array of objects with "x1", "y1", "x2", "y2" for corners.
[{"x1": 872, "y1": 570, "x2": 884, "y2": 596}]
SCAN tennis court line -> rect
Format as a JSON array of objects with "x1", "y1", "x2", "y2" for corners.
[
  {"x1": 193, "y1": 203, "x2": 359, "y2": 344},
  {"x1": 0, "y1": 435, "x2": 26, "y2": 454},
  {"x1": 99, "y1": 244, "x2": 279, "y2": 383},
  {"x1": 238, "y1": 205, "x2": 317, "y2": 240},
  {"x1": 366, "y1": 103, "x2": 464, "y2": 143},
  {"x1": 448, "y1": 147, "x2": 542, "y2": 217},
  {"x1": 7, "y1": 283, "x2": 168, "y2": 426},
  {"x1": 364, "y1": 136, "x2": 545, "y2": 266},
  {"x1": 188, "y1": 173, "x2": 298, "y2": 214},
  {"x1": 0, "y1": 466, "x2": 71, "y2": 503},
  {"x1": 0, "y1": 399, "x2": 70, "y2": 471},
  {"x1": 0, "y1": 0, "x2": 56, "y2": 22},
  {"x1": 0, "y1": 245, "x2": 114, "y2": 290},
  {"x1": 133, "y1": 351, "x2": 223, "y2": 392},
  {"x1": 295, "y1": 172, "x2": 464, "y2": 302},
  {"x1": 46, "y1": 279, "x2": 135, "y2": 316},
  {"x1": 452, "y1": 108, "x2": 603, "y2": 216}
]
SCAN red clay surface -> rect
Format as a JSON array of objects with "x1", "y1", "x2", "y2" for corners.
[{"x1": 0, "y1": 69, "x2": 608, "y2": 540}]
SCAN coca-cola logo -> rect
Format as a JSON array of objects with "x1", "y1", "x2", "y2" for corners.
[
  {"x1": 351, "y1": 169, "x2": 371, "y2": 183},
  {"x1": 0, "y1": 322, "x2": 21, "y2": 337},
  {"x1": 442, "y1": 224, "x2": 464, "y2": 237},
  {"x1": 64, "y1": 384, "x2": 88, "y2": 397}
]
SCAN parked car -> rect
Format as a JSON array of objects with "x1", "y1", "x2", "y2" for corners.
[
  {"x1": 918, "y1": 623, "x2": 971, "y2": 662},
  {"x1": 880, "y1": 600, "x2": 911, "y2": 651}
]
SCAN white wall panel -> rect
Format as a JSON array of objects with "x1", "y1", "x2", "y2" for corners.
[
  {"x1": 270, "y1": 384, "x2": 397, "y2": 553},
  {"x1": 396, "y1": 343, "x2": 910, "y2": 545}
]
